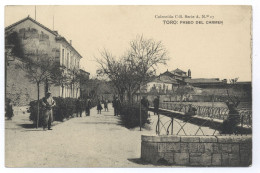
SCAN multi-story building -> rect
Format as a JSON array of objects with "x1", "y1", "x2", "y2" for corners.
[{"x1": 5, "y1": 16, "x2": 86, "y2": 105}]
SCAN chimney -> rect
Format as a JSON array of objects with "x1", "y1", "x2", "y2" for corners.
[
  {"x1": 188, "y1": 69, "x2": 191, "y2": 78},
  {"x1": 70, "y1": 40, "x2": 72, "y2": 45}
]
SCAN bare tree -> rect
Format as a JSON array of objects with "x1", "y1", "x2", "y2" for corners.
[
  {"x1": 16, "y1": 57, "x2": 55, "y2": 128},
  {"x1": 96, "y1": 35, "x2": 168, "y2": 102},
  {"x1": 175, "y1": 85, "x2": 195, "y2": 102},
  {"x1": 226, "y1": 77, "x2": 240, "y2": 107},
  {"x1": 49, "y1": 63, "x2": 70, "y2": 97},
  {"x1": 96, "y1": 50, "x2": 128, "y2": 101}
]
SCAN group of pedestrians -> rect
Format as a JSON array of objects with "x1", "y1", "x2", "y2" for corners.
[
  {"x1": 97, "y1": 99, "x2": 109, "y2": 114},
  {"x1": 112, "y1": 97, "x2": 121, "y2": 116},
  {"x1": 76, "y1": 98, "x2": 92, "y2": 117}
]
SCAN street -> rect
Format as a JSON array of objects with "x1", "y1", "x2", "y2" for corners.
[{"x1": 5, "y1": 104, "x2": 157, "y2": 167}]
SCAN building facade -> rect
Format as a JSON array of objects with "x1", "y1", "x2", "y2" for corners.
[{"x1": 5, "y1": 16, "x2": 85, "y2": 105}]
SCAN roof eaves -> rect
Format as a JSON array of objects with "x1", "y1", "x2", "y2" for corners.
[
  {"x1": 5, "y1": 16, "x2": 58, "y2": 37},
  {"x1": 56, "y1": 37, "x2": 83, "y2": 58}
]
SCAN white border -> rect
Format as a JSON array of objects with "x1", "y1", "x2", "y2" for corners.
[{"x1": 1, "y1": 1, "x2": 259, "y2": 173}]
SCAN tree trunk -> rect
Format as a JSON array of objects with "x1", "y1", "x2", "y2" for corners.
[
  {"x1": 127, "y1": 91, "x2": 132, "y2": 104},
  {"x1": 61, "y1": 84, "x2": 64, "y2": 97},
  {"x1": 36, "y1": 82, "x2": 40, "y2": 129},
  {"x1": 76, "y1": 87, "x2": 78, "y2": 98}
]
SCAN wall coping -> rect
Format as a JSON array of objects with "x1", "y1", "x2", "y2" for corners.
[{"x1": 141, "y1": 135, "x2": 252, "y2": 143}]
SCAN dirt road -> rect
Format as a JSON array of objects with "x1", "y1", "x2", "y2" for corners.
[{"x1": 5, "y1": 104, "x2": 156, "y2": 167}]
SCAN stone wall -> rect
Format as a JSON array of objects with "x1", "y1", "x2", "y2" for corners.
[
  {"x1": 141, "y1": 135, "x2": 252, "y2": 166},
  {"x1": 6, "y1": 58, "x2": 60, "y2": 106}
]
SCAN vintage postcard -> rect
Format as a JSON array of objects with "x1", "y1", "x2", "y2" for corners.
[{"x1": 4, "y1": 5, "x2": 252, "y2": 167}]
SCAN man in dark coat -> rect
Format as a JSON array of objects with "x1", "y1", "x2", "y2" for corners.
[
  {"x1": 5, "y1": 99, "x2": 14, "y2": 120},
  {"x1": 222, "y1": 100, "x2": 240, "y2": 134},
  {"x1": 153, "y1": 96, "x2": 160, "y2": 115},
  {"x1": 76, "y1": 98, "x2": 83, "y2": 117},
  {"x1": 112, "y1": 97, "x2": 116, "y2": 116},
  {"x1": 85, "y1": 98, "x2": 92, "y2": 116},
  {"x1": 97, "y1": 99, "x2": 103, "y2": 114},
  {"x1": 113, "y1": 97, "x2": 121, "y2": 116},
  {"x1": 141, "y1": 96, "x2": 150, "y2": 113}
]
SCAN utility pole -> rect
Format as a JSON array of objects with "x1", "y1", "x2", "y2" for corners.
[
  {"x1": 53, "y1": 15, "x2": 55, "y2": 30},
  {"x1": 35, "y1": 6, "x2": 37, "y2": 20},
  {"x1": 139, "y1": 83, "x2": 142, "y2": 131}
]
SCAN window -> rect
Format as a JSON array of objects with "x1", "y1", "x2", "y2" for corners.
[
  {"x1": 67, "y1": 53, "x2": 69, "y2": 68},
  {"x1": 62, "y1": 49, "x2": 64, "y2": 65}
]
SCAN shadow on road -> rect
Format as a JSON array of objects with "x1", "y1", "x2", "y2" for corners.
[
  {"x1": 77, "y1": 121, "x2": 123, "y2": 125},
  {"x1": 127, "y1": 158, "x2": 151, "y2": 165},
  {"x1": 18, "y1": 123, "x2": 35, "y2": 129}
]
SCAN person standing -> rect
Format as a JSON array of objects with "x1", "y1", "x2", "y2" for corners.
[
  {"x1": 222, "y1": 99, "x2": 240, "y2": 134},
  {"x1": 104, "y1": 99, "x2": 108, "y2": 112},
  {"x1": 115, "y1": 97, "x2": 121, "y2": 116},
  {"x1": 112, "y1": 97, "x2": 116, "y2": 116},
  {"x1": 42, "y1": 91, "x2": 56, "y2": 131},
  {"x1": 5, "y1": 99, "x2": 14, "y2": 120},
  {"x1": 153, "y1": 96, "x2": 160, "y2": 115},
  {"x1": 85, "y1": 98, "x2": 92, "y2": 116},
  {"x1": 97, "y1": 99, "x2": 103, "y2": 114},
  {"x1": 76, "y1": 98, "x2": 83, "y2": 117},
  {"x1": 141, "y1": 96, "x2": 149, "y2": 112}
]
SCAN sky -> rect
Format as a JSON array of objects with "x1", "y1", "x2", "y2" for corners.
[{"x1": 5, "y1": 5, "x2": 252, "y2": 81}]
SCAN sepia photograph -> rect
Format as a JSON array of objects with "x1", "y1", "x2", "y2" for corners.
[{"x1": 4, "y1": 5, "x2": 253, "y2": 168}]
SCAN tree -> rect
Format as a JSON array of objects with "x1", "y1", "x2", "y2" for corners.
[
  {"x1": 6, "y1": 29, "x2": 60, "y2": 128},
  {"x1": 16, "y1": 57, "x2": 55, "y2": 128},
  {"x1": 96, "y1": 35, "x2": 168, "y2": 102},
  {"x1": 226, "y1": 78, "x2": 240, "y2": 107},
  {"x1": 49, "y1": 63, "x2": 70, "y2": 97},
  {"x1": 175, "y1": 85, "x2": 195, "y2": 102}
]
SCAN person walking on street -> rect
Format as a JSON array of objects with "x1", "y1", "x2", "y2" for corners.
[
  {"x1": 97, "y1": 99, "x2": 103, "y2": 114},
  {"x1": 115, "y1": 97, "x2": 121, "y2": 116},
  {"x1": 104, "y1": 99, "x2": 108, "y2": 112},
  {"x1": 42, "y1": 91, "x2": 56, "y2": 131},
  {"x1": 112, "y1": 97, "x2": 116, "y2": 116},
  {"x1": 5, "y1": 99, "x2": 14, "y2": 120},
  {"x1": 85, "y1": 98, "x2": 92, "y2": 116},
  {"x1": 76, "y1": 98, "x2": 83, "y2": 117},
  {"x1": 153, "y1": 96, "x2": 160, "y2": 115},
  {"x1": 141, "y1": 96, "x2": 149, "y2": 111}
]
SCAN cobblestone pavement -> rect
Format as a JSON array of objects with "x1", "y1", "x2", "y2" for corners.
[{"x1": 5, "y1": 104, "x2": 158, "y2": 168}]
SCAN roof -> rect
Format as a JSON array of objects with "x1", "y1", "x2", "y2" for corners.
[
  {"x1": 161, "y1": 70, "x2": 182, "y2": 77},
  {"x1": 151, "y1": 76, "x2": 179, "y2": 84},
  {"x1": 171, "y1": 68, "x2": 186, "y2": 74},
  {"x1": 5, "y1": 16, "x2": 82, "y2": 58},
  {"x1": 80, "y1": 69, "x2": 90, "y2": 75},
  {"x1": 56, "y1": 36, "x2": 82, "y2": 58},
  {"x1": 5, "y1": 16, "x2": 58, "y2": 36},
  {"x1": 185, "y1": 78, "x2": 222, "y2": 84}
]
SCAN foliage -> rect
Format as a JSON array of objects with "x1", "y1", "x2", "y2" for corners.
[
  {"x1": 119, "y1": 103, "x2": 149, "y2": 128},
  {"x1": 5, "y1": 31, "x2": 24, "y2": 58},
  {"x1": 28, "y1": 97, "x2": 77, "y2": 126},
  {"x1": 175, "y1": 85, "x2": 195, "y2": 101},
  {"x1": 29, "y1": 97, "x2": 99, "y2": 126},
  {"x1": 49, "y1": 63, "x2": 71, "y2": 96}
]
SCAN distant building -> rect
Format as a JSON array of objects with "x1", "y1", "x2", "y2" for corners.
[
  {"x1": 5, "y1": 16, "x2": 87, "y2": 105},
  {"x1": 144, "y1": 68, "x2": 251, "y2": 102},
  {"x1": 145, "y1": 75, "x2": 179, "y2": 93},
  {"x1": 79, "y1": 69, "x2": 90, "y2": 98}
]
